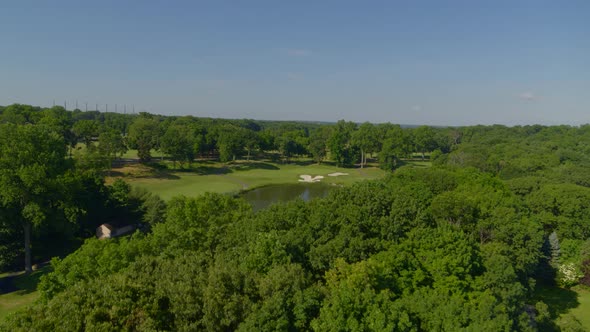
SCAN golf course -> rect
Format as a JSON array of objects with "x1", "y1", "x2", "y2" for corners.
[{"x1": 111, "y1": 159, "x2": 389, "y2": 201}]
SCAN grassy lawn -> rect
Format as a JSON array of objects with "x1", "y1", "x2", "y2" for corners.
[
  {"x1": 111, "y1": 160, "x2": 388, "y2": 201},
  {"x1": 0, "y1": 266, "x2": 50, "y2": 321},
  {"x1": 563, "y1": 286, "x2": 590, "y2": 329},
  {"x1": 533, "y1": 284, "x2": 590, "y2": 330}
]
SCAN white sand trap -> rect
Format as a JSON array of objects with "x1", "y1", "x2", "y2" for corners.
[
  {"x1": 298, "y1": 175, "x2": 324, "y2": 183},
  {"x1": 328, "y1": 172, "x2": 349, "y2": 177}
]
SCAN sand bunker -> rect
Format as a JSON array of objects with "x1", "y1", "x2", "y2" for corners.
[
  {"x1": 328, "y1": 172, "x2": 349, "y2": 177},
  {"x1": 299, "y1": 175, "x2": 324, "y2": 183}
]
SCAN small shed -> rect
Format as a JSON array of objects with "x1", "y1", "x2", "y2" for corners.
[
  {"x1": 96, "y1": 223, "x2": 137, "y2": 239},
  {"x1": 96, "y1": 223, "x2": 115, "y2": 239}
]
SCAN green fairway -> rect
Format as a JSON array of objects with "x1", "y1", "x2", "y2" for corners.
[
  {"x1": 120, "y1": 161, "x2": 387, "y2": 200},
  {"x1": 0, "y1": 266, "x2": 50, "y2": 321}
]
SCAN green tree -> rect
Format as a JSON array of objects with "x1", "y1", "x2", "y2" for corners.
[
  {"x1": 160, "y1": 123, "x2": 197, "y2": 167},
  {"x1": 217, "y1": 125, "x2": 245, "y2": 162},
  {"x1": 351, "y1": 122, "x2": 379, "y2": 168},
  {"x1": 98, "y1": 128, "x2": 127, "y2": 169},
  {"x1": 328, "y1": 120, "x2": 357, "y2": 167},
  {"x1": 413, "y1": 125, "x2": 436, "y2": 160},
  {"x1": 0, "y1": 124, "x2": 72, "y2": 273},
  {"x1": 127, "y1": 116, "x2": 161, "y2": 162},
  {"x1": 308, "y1": 127, "x2": 331, "y2": 164},
  {"x1": 71, "y1": 119, "x2": 100, "y2": 148}
]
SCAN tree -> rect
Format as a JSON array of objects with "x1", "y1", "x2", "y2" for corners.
[
  {"x1": 216, "y1": 125, "x2": 245, "y2": 162},
  {"x1": 242, "y1": 129, "x2": 260, "y2": 161},
  {"x1": 97, "y1": 128, "x2": 128, "y2": 172},
  {"x1": 160, "y1": 123, "x2": 197, "y2": 167},
  {"x1": 352, "y1": 122, "x2": 379, "y2": 168},
  {"x1": 413, "y1": 125, "x2": 436, "y2": 160},
  {"x1": 308, "y1": 127, "x2": 331, "y2": 164},
  {"x1": 378, "y1": 125, "x2": 412, "y2": 170},
  {"x1": 276, "y1": 130, "x2": 307, "y2": 163},
  {"x1": 71, "y1": 119, "x2": 100, "y2": 148},
  {"x1": 328, "y1": 120, "x2": 357, "y2": 167},
  {"x1": 127, "y1": 116, "x2": 161, "y2": 162},
  {"x1": 0, "y1": 124, "x2": 72, "y2": 273}
]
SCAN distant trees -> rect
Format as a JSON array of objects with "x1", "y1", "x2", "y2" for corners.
[
  {"x1": 351, "y1": 122, "x2": 379, "y2": 168},
  {"x1": 308, "y1": 126, "x2": 331, "y2": 164},
  {"x1": 127, "y1": 116, "x2": 161, "y2": 162},
  {"x1": 328, "y1": 120, "x2": 357, "y2": 167},
  {"x1": 71, "y1": 119, "x2": 100, "y2": 148},
  {"x1": 413, "y1": 125, "x2": 436, "y2": 160},
  {"x1": 160, "y1": 123, "x2": 198, "y2": 167},
  {"x1": 0, "y1": 104, "x2": 458, "y2": 169}
]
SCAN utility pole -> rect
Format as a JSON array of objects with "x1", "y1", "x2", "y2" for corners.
[
  {"x1": 64, "y1": 101, "x2": 67, "y2": 110},
  {"x1": 85, "y1": 102, "x2": 88, "y2": 111}
]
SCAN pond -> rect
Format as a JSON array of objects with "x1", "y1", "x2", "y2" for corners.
[{"x1": 240, "y1": 183, "x2": 334, "y2": 211}]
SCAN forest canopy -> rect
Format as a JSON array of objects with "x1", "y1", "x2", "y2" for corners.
[{"x1": 1, "y1": 104, "x2": 590, "y2": 331}]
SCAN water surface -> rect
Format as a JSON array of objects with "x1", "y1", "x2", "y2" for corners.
[{"x1": 241, "y1": 183, "x2": 333, "y2": 211}]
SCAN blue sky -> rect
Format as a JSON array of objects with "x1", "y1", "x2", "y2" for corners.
[{"x1": 1, "y1": 1, "x2": 588, "y2": 125}]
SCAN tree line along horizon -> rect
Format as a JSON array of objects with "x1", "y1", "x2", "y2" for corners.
[
  {"x1": 1, "y1": 103, "x2": 590, "y2": 330},
  {"x1": 0, "y1": 103, "x2": 466, "y2": 169}
]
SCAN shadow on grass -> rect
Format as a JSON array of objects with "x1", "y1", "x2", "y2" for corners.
[
  {"x1": 109, "y1": 169, "x2": 182, "y2": 180},
  {"x1": 230, "y1": 162, "x2": 280, "y2": 171},
  {"x1": 192, "y1": 166, "x2": 232, "y2": 175},
  {"x1": 533, "y1": 284, "x2": 580, "y2": 331},
  {"x1": 287, "y1": 160, "x2": 316, "y2": 166},
  {"x1": 0, "y1": 266, "x2": 51, "y2": 296}
]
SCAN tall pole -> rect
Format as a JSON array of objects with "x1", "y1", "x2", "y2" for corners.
[
  {"x1": 85, "y1": 102, "x2": 88, "y2": 111},
  {"x1": 64, "y1": 101, "x2": 67, "y2": 110}
]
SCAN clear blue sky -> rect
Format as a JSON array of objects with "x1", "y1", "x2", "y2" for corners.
[{"x1": 1, "y1": 0, "x2": 588, "y2": 125}]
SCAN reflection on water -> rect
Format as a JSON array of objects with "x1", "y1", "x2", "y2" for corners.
[{"x1": 240, "y1": 183, "x2": 333, "y2": 211}]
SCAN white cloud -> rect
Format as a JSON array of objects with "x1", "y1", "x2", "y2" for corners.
[
  {"x1": 517, "y1": 91, "x2": 537, "y2": 101},
  {"x1": 285, "y1": 49, "x2": 312, "y2": 57}
]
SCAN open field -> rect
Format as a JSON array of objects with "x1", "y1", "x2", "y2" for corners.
[
  {"x1": 110, "y1": 160, "x2": 389, "y2": 200},
  {"x1": 534, "y1": 285, "x2": 590, "y2": 330},
  {"x1": 0, "y1": 266, "x2": 50, "y2": 321}
]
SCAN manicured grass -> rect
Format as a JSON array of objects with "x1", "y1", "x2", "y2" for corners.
[
  {"x1": 0, "y1": 266, "x2": 50, "y2": 321},
  {"x1": 533, "y1": 284, "x2": 590, "y2": 330},
  {"x1": 114, "y1": 161, "x2": 388, "y2": 201},
  {"x1": 404, "y1": 160, "x2": 432, "y2": 168},
  {"x1": 566, "y1": 286, "x2": 590, "y2": 329}
]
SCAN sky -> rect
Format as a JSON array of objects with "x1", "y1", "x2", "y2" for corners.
[{"x1": 1, "y1": 0, "x2": 588, "y2": 126}]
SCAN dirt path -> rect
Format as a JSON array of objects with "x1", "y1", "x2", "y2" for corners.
[
  {"x1": 215, "y1": 167, "x2": 249, "y2": 190},
  {"x1": 356, "y1": 168, "x2": 368, "y2": 177}
]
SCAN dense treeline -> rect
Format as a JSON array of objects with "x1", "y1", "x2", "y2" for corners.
[
  {"x1": 2, "y1": 103, "x2": 590, "y2": 330},
  {"x1": 2, "y1": 168, "x2": 550, "y2": 331},
  {"x1": 0, "y1": 103, "x2": 455, "y2": 169}
]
